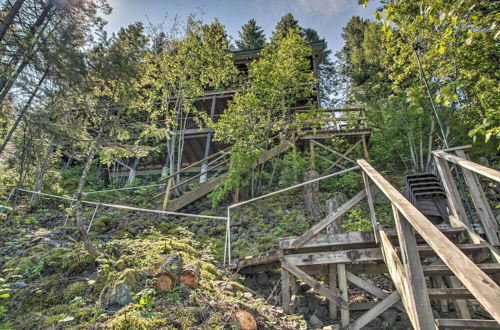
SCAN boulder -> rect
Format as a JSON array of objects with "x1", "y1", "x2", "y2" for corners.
[
  {"x1": 99, "y1": 269, "x2": 142, "y2": 309},
  {"x1": 308, "y1": 314, "x2": 324, "y2": 329}
]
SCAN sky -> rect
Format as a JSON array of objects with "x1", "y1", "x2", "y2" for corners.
[{"x1": 104, "y1": 0, "x2": 382, "y2": 54}]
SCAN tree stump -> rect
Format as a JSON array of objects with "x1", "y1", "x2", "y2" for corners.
[
  {"x1": 326, "y1": 192, "x2": 347, "y2": 234},
  {"x1": 180, "y1": 263, "x2": 200, "y2": 287},
  {"x1": 154, "y1": 254, "x2": 183, "y2": 292},
  {"x1": 304, "y1": 170, "x2": 323, "y2": 222},
  {"x1": 233, "y1": 310, "x2": 257, "y2": 330}
]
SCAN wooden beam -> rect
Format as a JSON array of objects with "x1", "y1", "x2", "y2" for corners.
[
  {"x1": 455, "y1": 150, "x2": 499, "y2": 246},
  {"x1": 282, "y1": 260, "x2": 348, "y2": 308},
  {"x1": 281, "y1": 266, "x2": 291, "y2": 314},
  {"x1": 428, "y1": 287, "x2": 474, "y2": 300},
  {"x1": 359, "y1": 159, "x2": 500, "y2": 323},
  {"x1": 378, "y1": 228, "x2": 418, "y2": 328},
  {"x1": 361, "y1": 134, "x2": 369, "y2": 159},
  {"x1": 311, "y1": 140, "x2": 357, "y2": 164},
  {"x1": 284, "y1": 247, "x2": 383, "y2": 266},
  {"x1": 325, "y1": 140, "x2": 362, "y2": 173},
  {"x1": 345, "y1": 292, "x2": 400, "y2": 330},
  {"x1": 291, "y1": 190, "x2": 366, "y2": 248},
  {"x1": 433, "y1": 150, "x2": 500, "y2": 182},
  {"x1": 346, "y1": 271, "x2": 404, "y2": 312},
  {"x1": 338, "y1": 263, "x2": 349, "y2": 327},
  {"x1": 433, "y1": 155, "x2": 471, "y2": 227},
  {"x1": 363, "y1": 171, "x2": 379, "y2": 243},
  {"x1": 435, "y1": 319, "x2": 500, "y2": 329},
  {"x1": 329, "y1": 264, "x2": 337, "y2": 319},
  {"x1": 161, "y1": 178, "x2": 173, "y2": 211},
  {"x1": 280, "y1": 230, "x2": 376, "y2": 250},
  {"x1": 392, "y1": 206, "x2": 435, "y2": 329}
]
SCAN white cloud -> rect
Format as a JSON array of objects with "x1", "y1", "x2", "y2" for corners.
[{"x1": 293, "y1": 0, "x2": 353, "y2": 16}]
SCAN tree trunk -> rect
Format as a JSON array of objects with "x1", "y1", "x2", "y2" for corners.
[
  {"x1": 154, "y1": 254, "x2": 183, "y2": 291},
  {"x1": 0, "y1": 0, "x2": 25, "y2": 43},
  {"x1": 74, "y1": 144, "x2": 100, "y2": 260},
  {"x1": 326, "y1": 192, "x2": 347, "y2": 234},
  {"x1": 304, "y1": 170, "x2": 323, "y2": 222},
  {"x1": 180, "y1": 263, "x2": 200, "y2": 287},
  {"x1": 0, "y1": 0, "x2": 55, "y2": 104},
  {"x1": 29, "y1": 138, "x2": 55, "y2": 208},
  {"x1": 0, "y1": 70, "x2": 47, "y2": 156}
]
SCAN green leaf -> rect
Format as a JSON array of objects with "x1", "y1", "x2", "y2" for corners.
[
  {"x1": 438, "y1": 42, "x2": 446, "y2": 54},
  {"x1": 0, "y1": 293, "x2": 10, "y2": 299}
]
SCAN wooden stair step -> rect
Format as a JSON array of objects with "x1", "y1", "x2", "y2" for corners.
[
  {"x1": 417, "y1": 243, "x2": 487, "y2": 258},
  {"x1": 435, "y1": 318, "x2": 500, "y2": 329},
  {"x1": 423, "y1": 263, "x2": 500, "y2": 276},
  {"x1": 428, "y1": 288, "x2": 473, "y2": 300}
]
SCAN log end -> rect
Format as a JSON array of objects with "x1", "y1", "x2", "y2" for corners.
[
  {"x1": 154, "y1": 273, "x2": 176, "y2": 291},
  {"x1": 180, "y1": 270, "x2": 199, "y2": 287},
  {"x1": 233, "y1": 310, "x2": 257, "y2": 330}
]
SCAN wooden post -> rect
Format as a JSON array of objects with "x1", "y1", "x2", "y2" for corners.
[
  {"x1": 329, "y1": 264, "x2": 337, "y2": 319},
  {"x1": 392, "y1": 205, "x2": 435, "y2": 329},
  {"x1": 309, "y1": 140, "x2": 315, "y2": 169},
  {"x1": 361, "y1": 135, "x2": 369, "y2": 159},
  {"x1": 281, "y1": 266, "x2": 291, "y2": 314},
  {"x1": 433, "y1": 155, "x2": 471, "y2": 228},
  {"x1": 338, "y1": 263, "x2": 349, "y2": 327},
  {"x1": 362, "y1": 172, "x2": 379, "y2": 243},
  {"x1": 161, "y1": 177, "x2": 173, "y2": 211},
  {"x1": 455, "y1": 150, "x2": 499, "y2": 246},
  {"x1": 449, "y1": 276, "x2": 471, "y2": 319},
  {"x1": 200, "y1": 132, "x2": 212, "y2": 183}
]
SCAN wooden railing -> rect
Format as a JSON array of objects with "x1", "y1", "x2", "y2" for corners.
[
  {"x1": 432, "y1": 146, "x2": 500, "y2": 246},
  {"x1": 358, "y1": 159, "x2": 500, "y2": 327}
]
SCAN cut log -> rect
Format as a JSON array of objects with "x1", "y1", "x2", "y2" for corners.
[
  {"x1": 180, "y1": 263, "x2": 200, "y2": 287},
  {"x1": 304, "y1": 170, "x2": 323, "y2": 222},
  {"x1": 154, "y1": 254, "x2": 183, "y2": 292},
  {"x1": 233, "y1": 310, "x2": 257, "y2": 330}
]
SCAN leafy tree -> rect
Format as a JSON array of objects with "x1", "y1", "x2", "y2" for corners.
[
  {"x1": 142, "y1": 17, "x2": 237, "y2": 183},
  {"x1": 375, "y1": 0, "x2": 499, "y2": 147},
  {"x1": 236, "y1": 19, "x2": 266, "y2": 50},
  {"x1": 209, "y1": 28, "x2": 319, "y2": 205}
]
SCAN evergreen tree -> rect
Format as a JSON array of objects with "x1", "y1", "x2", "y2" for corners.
[
  {"x1": 236, "y1": 19, "x2": 265, "y2": 50},
  {"x1": 271, "y1": 13, "x2": 301, "y2": 43}
]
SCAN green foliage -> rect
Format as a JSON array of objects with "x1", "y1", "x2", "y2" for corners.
[
  {"x1": 280, "y1": 149, "x2": 309, "y2": 186},
  {"x1": 209, "y1": 29, "x2": 318, "y2": 204},
  {"x1": 341, "y1": 209, "x2": 372, "y2": 232}
]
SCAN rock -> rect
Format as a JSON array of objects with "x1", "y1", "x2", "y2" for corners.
[
  {"x1": 479, "y1": 157, "x2": 490, "y2": 167},
  {"x1": 12, "y1": 281, "x2": 27, "y2": 289},
  {"x1": 381, "y1": 309, "x2": 398, "y2": 326},
  {"x1": 309, "y1": 314, "x2": 324, "y2": 329},
  {"x1": 58, "y1": 316, "x2": 75, "y2": 324},
  {"x1": 99, "y1": 269, "x2": 142, "y2": 309},
  {"x1": 256, "y1": 273, "x2": 272, "y2": 287}
]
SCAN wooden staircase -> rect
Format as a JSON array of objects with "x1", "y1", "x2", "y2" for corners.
[
  {"x1": 229, "y1": 147, "x2": 500, "y2": 329},
  {"x1": 163, "y1": 139, "x2": 295, "y2": 212}
]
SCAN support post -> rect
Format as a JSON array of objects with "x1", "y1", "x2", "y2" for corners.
[
  {"x1": 200, "y1": 132, "x2": 212, "y2": 183},
  {"x1": 161, "y1": 177, "x2": 173, "y2": 211},
  {"x1": 309, "y1": 140, "x2": 315, "y2": 169},
  {"x1": 455, "y1": 150, "x2": 499, "y2": 245},
  {"x1": 434, "y1": 155, "x2": 471, "y2": 228},
  {"x1": 362, "y1": 172, "x2": 379, "y2": 243},
  {"x1": 393, "y1": 205, "x2": 434, "y2": 329},
  {"x1": 338, "y1": 263, "x2": 349, "y2": 327},
  {"x1": 329, "y1": 264, "x2": 337, "y2": 319},
  {"x1": 361, "y1": 135, "x2": 369, "y2": 159}
]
